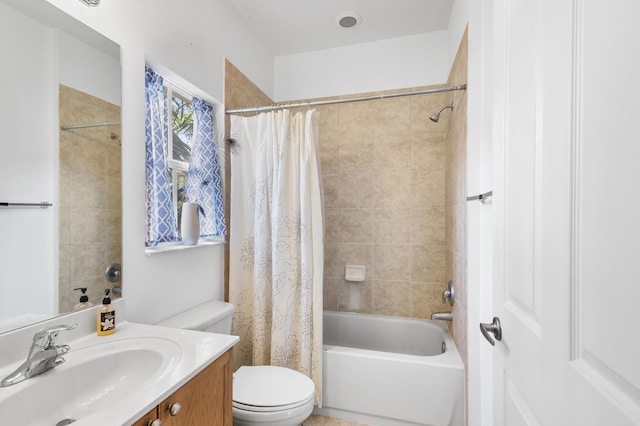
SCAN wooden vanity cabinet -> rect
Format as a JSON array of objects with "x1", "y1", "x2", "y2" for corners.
[{"x1": 132, "y1": 348, "x2": 233, "y2": 426}]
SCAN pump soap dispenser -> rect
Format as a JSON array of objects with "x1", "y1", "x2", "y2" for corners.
[
  {"x1": 97, "y1": 289, "x2": 116, "y2": 336},
  {"x1": 73, "y1": 287, "x2": 94, "y2": 311}
]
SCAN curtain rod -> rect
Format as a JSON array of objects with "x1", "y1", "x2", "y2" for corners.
[
  {"x1": 61, "y1": 121, "x2": 121, "y2": 131},
  {"x1": 225, "y1": 84, "x2": 467, "y2": 115}
]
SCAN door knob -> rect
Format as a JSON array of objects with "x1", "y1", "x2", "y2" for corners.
[{"x1": 479, "y1": 317, "x2": 502, "y2": 346}]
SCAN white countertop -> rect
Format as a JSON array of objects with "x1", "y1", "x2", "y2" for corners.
[{"x1": 0, "y1": 299, "x2": 238, "y2": 425}]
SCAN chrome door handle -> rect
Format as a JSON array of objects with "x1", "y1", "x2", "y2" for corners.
[{"x1": 479, "y1": 317, "x2": 502, "y2": 346}]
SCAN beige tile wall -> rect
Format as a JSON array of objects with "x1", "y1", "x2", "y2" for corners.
[
  {"x1": 306, "y1": 87, "x2": 451, "y2": 319},
  {"x1": 58, "y1": 85, "x2": 121, "y2": 312},
  {"x1": 223, "y1": 59, "x2": 273, "y2": 301}
]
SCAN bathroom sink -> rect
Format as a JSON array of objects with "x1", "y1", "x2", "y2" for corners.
[{"x1": 0, "y1": 336, "x2": 181, "y2": 426}]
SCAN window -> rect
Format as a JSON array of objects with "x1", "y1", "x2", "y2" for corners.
[
  {"x1": 166, "y1": 85, "x2": 193, "y2": 236},
  {"x1": 144, "y1": 65, "x2": 226, "y2": 250}
]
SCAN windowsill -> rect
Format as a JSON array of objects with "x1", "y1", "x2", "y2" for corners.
[{"x1": 145, "y1": 239, "x2": 225, "y2": 256}]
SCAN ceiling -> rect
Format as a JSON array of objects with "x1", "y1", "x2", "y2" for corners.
[{"x1": 227, "y1": 0, "x2": 455, "y2": 56}]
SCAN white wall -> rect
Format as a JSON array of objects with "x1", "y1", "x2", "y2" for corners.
[
  {"x1": 447, "y1": 0, "x2": 470, "y2": 70},
  {"x1": 273, "y1": 5, "x2": 472, "y2": 103},
  {"x1": 274, "y1": 31, "x2": 449, "y2": 101},
  {"x1": 57, "y1": 30, "x2": 121, "y2": 106},
  {"x1": 0, "y1": 2, "x2": 56, "y2": 319},
  {"x1": 45, "y1": 0, "x2": 274, "y2": 103}
]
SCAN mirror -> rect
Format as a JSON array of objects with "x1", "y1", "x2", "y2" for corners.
[{"x1": 0, "y1": 0, "x2": 121, "y2": 333}]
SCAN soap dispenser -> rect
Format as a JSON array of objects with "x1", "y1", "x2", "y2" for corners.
[
  {"x1": 73, "y1": 287, "x2": 94, "y2": 311},
  {"x1": 97, "y1": 289, "x2": 116, "y2": 336}
]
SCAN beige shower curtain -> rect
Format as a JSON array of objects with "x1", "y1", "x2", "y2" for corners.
[{"x1": 229, "y1": 109, "x2": 323, "y2": 405}]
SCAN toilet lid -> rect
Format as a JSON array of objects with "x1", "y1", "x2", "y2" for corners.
[{"x1": 233, "y1": 366, "x2": 315, "y2": 410}]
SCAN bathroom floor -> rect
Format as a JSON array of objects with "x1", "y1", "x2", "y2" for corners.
[{"x1": 303, "y1": 415, "x2": 371, "y2": 425}]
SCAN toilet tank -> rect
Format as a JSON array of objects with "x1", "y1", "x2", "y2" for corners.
[{"x1": 156, "y1": 300, "x2": 234, "y2": 334}]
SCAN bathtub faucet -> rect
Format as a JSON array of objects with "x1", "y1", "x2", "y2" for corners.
[{"x1": 431, "y1": 312, "x2": 452, "y2": 321}]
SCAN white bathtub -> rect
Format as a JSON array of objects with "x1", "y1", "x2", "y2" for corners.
[{"x1": 314, "y1": 311, "x2": 464, "y2": 426}]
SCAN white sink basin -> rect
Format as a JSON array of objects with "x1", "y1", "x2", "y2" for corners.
[
  {"x1": 0, "y1": 336, "x2": 181, "y2": 426},
  {"x1": 0, "y1": 304, "x2": 238, "y2": 426}
]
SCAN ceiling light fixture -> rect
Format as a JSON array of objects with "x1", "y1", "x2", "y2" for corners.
[
  {"x1": 336, "y1": 11, "x2": 362, "y2": 29},
  {"x1": 79, "y1": 0, "x2": 100, "y2": 6}
]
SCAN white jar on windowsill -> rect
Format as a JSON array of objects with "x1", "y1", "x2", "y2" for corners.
[{"x1": 181, "y1": 202, "x2": 200, "y2": 245}]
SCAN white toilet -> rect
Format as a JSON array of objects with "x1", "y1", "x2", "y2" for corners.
[{"x1": 157, "y1": 300, "x2": 315, "y2": 426}]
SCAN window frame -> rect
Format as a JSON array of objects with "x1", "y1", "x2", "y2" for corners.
[{"x1": 164, "y1": 82, "x2": 193, "y2": 232}]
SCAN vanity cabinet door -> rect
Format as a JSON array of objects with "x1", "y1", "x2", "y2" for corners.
[{"x1": 159, "y1": 348, "x2": 233, "y2": 426}]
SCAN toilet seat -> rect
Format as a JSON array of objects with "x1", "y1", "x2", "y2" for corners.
[
  {"x1": 233, "y1": 393, "x2": 314, "y2": 413},
  {"x1": 233, "y1": 365, "x2": 315, "y2": 413}
]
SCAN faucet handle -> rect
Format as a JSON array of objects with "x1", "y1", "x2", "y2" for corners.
[
  {"x1": 32, "y1": 324, "x2": 78, "y2": 348},
  {"x1": 442, "y1": 281, "x2": 455, "y2": 306}
]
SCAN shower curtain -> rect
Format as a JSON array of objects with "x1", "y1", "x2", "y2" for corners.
[{"x1": 229, "y1": 109, "x2": 324, "y2": 405}]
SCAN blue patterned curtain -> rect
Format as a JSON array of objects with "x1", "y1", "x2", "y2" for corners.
[
  {"x1": 185, "y1": 97, "x2": 226, "y2": 238},
  {"x1": 145, "y1": 66, "x2": 178, "y2": 246}
]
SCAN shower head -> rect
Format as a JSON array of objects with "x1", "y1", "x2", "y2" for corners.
[{"x1": 429, "y1": 104, "x2": 454, "y2": 123}]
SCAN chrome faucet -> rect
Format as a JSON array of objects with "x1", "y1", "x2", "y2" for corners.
[
  {"x1": 431, "y1": 281, "x2": 455, "y2": 321},
  {"x1": 431, "y1": 312, "x2": 453, "y2": 321},
  {"x1": 0, "y1": 324, "x2": 77, "y2": 387}
]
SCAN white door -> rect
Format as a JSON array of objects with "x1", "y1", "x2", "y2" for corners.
[{"x1": 485, "y1": 0, "x2": 640, "y2": 424}]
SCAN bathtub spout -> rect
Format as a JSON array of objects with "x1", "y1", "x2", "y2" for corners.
[{"x1": 431, "y1": 312, "x2": 452, "y2": 321}]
